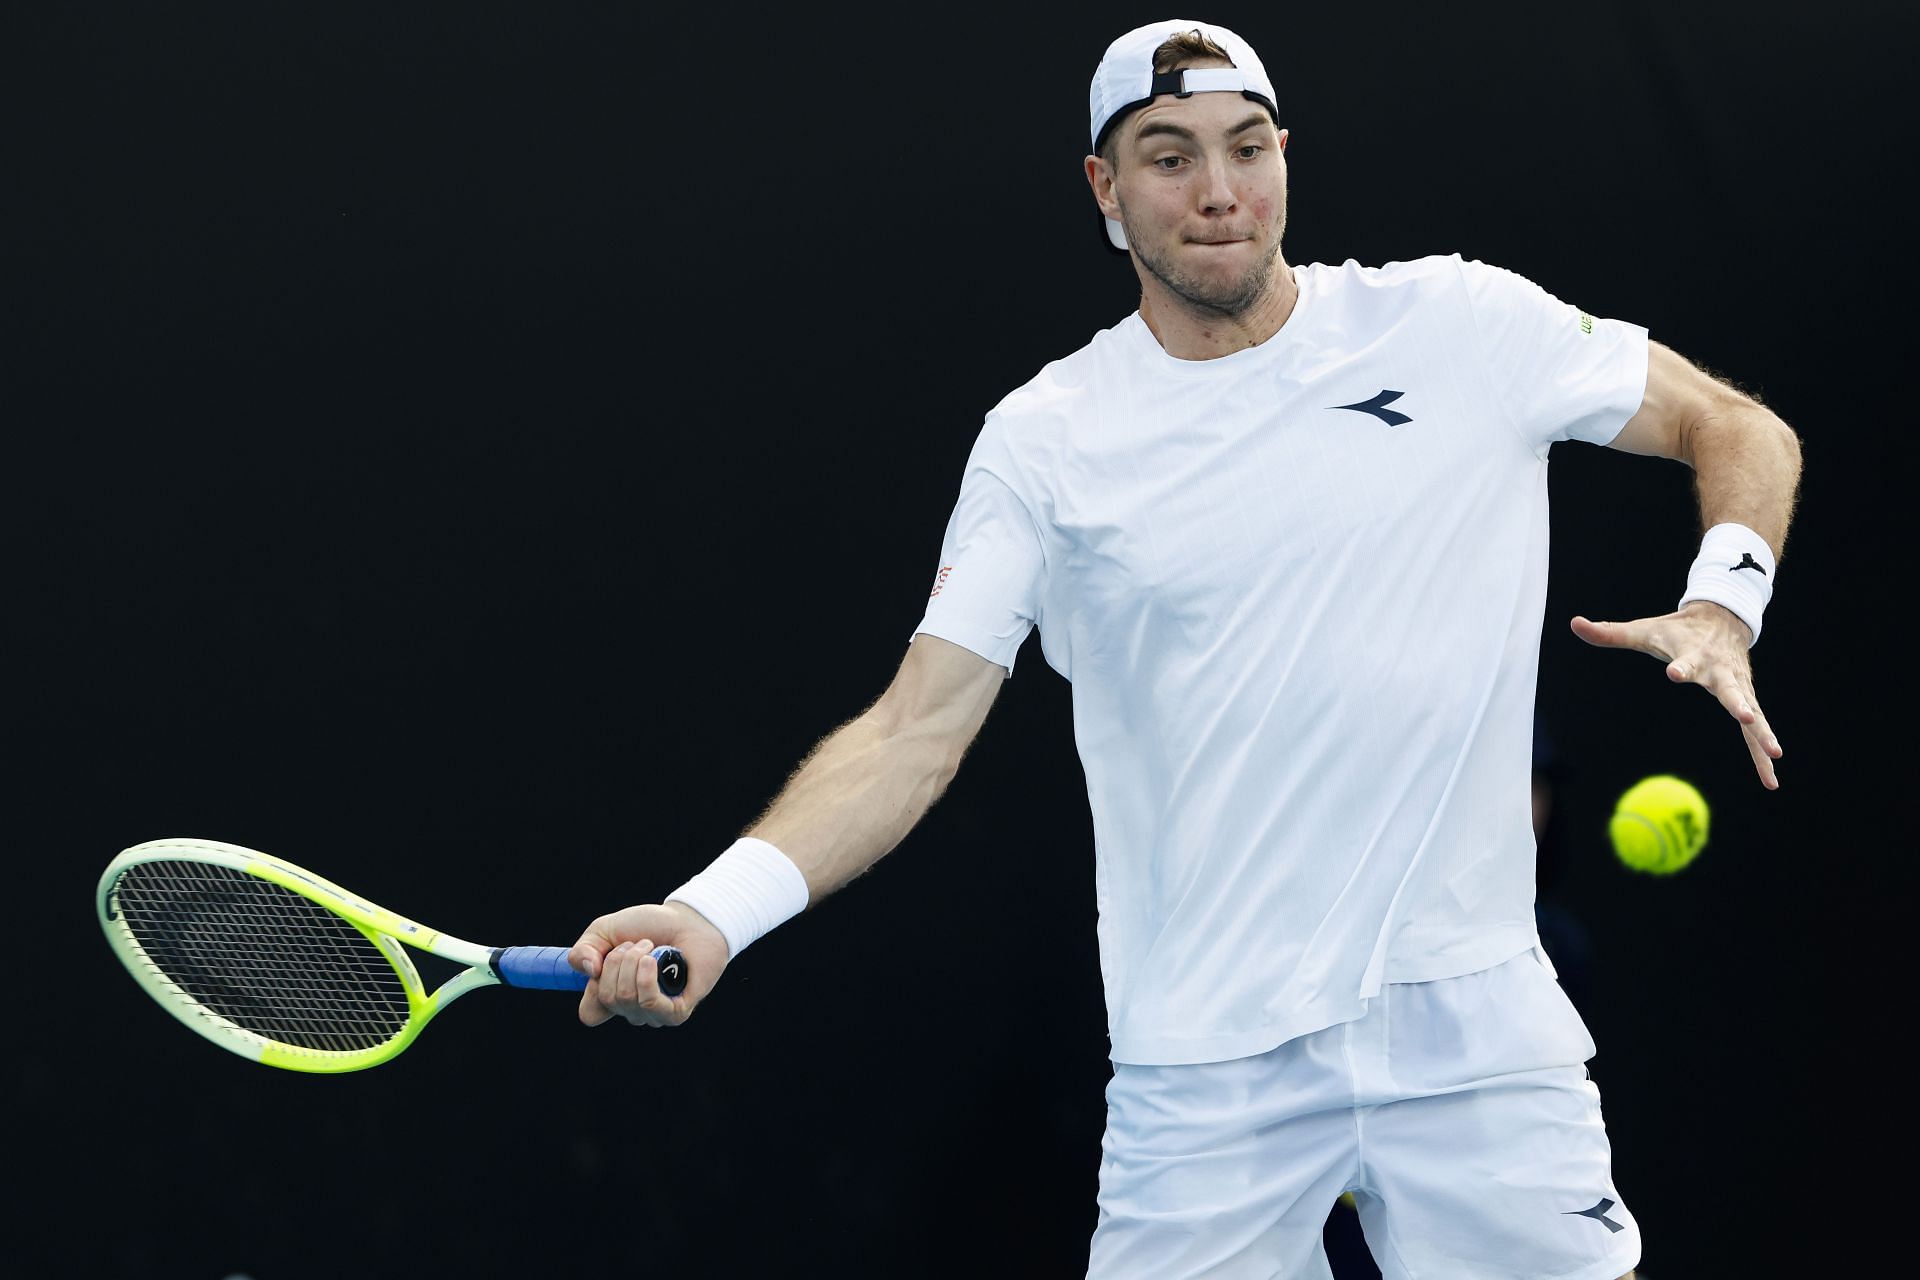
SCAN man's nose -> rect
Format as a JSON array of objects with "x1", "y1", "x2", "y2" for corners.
[{"x1": 1198, "y1": 160, "x2": 1238, "y2": 215}]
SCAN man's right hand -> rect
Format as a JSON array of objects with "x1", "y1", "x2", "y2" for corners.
[{"x1": 568, "y1": 900, "x2": 730, "y2": 1028}]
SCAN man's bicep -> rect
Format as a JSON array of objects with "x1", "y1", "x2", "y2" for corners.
[{"x1": 1608, "y1": 340, "x2": 1733, "y2": 463}]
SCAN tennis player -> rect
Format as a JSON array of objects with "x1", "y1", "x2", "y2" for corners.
[{"x1": 570, "y1": 18, "x2": 1802, "y2": 1278}]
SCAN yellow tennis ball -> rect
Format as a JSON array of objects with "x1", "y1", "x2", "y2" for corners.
[{"x1": 1609, "y1": 774, "x2": 1709, "y2": 874}]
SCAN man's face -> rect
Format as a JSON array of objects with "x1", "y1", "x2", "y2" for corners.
[{"x1": 1098, "y1": 85, "x2": 1288, "y2": 316}]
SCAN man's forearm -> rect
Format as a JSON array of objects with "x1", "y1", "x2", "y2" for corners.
[
  {"x1": 742, "y1": 705, "x2": 964, "y2": 902},
  {"x1": 1687, "y1": 397, "x2": 1803, "y2": 555}
]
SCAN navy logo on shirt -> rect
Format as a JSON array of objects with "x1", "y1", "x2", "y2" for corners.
[{"x1": 1330, "y1": 389, "x2": 1411, "y2": 427}]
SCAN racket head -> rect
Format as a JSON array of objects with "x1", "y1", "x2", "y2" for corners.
[{"x1": 98, "y1": 838, "x2": 477, "y2": 1073}]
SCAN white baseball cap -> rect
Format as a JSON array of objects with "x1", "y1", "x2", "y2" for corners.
[{"x1": 1087, "y1": 19, "x2": 1279, "y2": 251}]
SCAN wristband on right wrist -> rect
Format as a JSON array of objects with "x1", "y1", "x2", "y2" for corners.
[
  {"x1": 1677, "y1": 522, "x2": 1775, "y2": 646},
  {"x1": 665, "y1": 837, "x2": 810, "y2": 960}
]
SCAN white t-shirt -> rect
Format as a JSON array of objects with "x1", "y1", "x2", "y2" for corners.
[{"x1": 912, "y1": 254, "x2": 1649, "y2": 1065}]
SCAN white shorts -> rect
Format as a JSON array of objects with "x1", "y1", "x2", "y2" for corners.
[{"x1": 1088, "y1": 948, "x2": 1641, "y2": 1279}]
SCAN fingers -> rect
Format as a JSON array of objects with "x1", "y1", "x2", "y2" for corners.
[
  {"x1": 1569, "y1": 615, "x2": 1624, "y2": 648},
  {"x1": 1732, "y1": 676, "x2": 1783, "y2": 789},
  {"x1": 568, "y1": 929, "x2": 609, "y2": 982},
  {"x1": 1682, "y1": 669, "x2": 1787, "y2": 791},
  {"x1": 577, "y1": 991, "x2": 615, "y2": 1027},
  {"x1": 569, "y1": 922, "x2": 616, "y2": 1026},
  {"x1": 1575, "y1": 608, "x2": 1786, "y2": 789},
  {"x1": 1744, "y1": 716, "x2": 1781, "y2": 790},
  {"x1": 593, "y1": 940, "x2": 683, "y2": 1028},
  {"x1": 1570, "y1": 615, "x2": 1671, "y2": 661},
  {"x1": 1663, "y1": 640, "x2": 1784, "y2": 780},
  {"x1": 567, "y1": 903, "x2": 720, "y2": 1030}
]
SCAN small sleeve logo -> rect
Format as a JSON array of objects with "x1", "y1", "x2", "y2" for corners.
[
  {"x1": 929, "y1": 566, "x2": 953, "y2": 598},
  {"x1": 1578, "y1": 311, "x2": 1595, "y2": 335}
]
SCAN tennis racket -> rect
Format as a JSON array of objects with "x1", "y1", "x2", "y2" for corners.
[{"x1": 97, "y1": 836, "x2": 687, "y2": 1074}]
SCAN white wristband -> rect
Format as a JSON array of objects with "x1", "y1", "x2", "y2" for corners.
[
  {"x1": 1678, "y1": 522, "x2": 1775, "y2": 646},
  {"x1": 665, "y1": 837, "x2": 810, "y2": 960}
]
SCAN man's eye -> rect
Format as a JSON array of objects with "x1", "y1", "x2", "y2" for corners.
[
  {"x1": 1154, "y1": 156, "x2": 1187, "y2": 170},
  {"x1": 1236, "y1": 145, "x2": 1263, "y2": 159}
]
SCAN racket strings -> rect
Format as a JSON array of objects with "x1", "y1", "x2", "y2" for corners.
[{"x1": 110, "y1": 860, "x2": 412, "y2": 1052}]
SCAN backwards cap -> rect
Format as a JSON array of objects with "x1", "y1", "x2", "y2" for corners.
[{"x1": 1088, "y1": 19, "x2": 1278, "y2": 251}]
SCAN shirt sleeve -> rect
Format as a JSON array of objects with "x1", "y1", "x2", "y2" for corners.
[
  {"x1": 1456, "y1": 256, "x2": 1650, "y2": 454},
  {"x1": 909, "y1": 417, "x2": 1046, "y2": 675}
]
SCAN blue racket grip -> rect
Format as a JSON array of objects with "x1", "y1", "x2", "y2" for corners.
[{"x1": 492, "y1": 945, "x2": 687, "y2": 997}]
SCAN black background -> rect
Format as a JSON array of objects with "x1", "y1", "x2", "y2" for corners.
[{"x1": 15, "y1": 3, "x2": 1909, "y2": 1277}]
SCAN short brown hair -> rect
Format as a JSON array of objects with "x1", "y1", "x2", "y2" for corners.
[
  {"x1": 1098, "y1": 30, "x2": 1238, "y2": 164},
  {"x1": 1154, "y1": 29, "x2": 1234, "y2": 73}
]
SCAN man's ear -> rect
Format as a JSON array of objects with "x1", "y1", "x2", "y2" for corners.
[{"x1": 1084, "y1": 153, "x2": 1122, "y2": 221}]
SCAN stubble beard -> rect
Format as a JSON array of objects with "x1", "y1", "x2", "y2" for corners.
[{"x1": 1124, "y1": 205, "x2": 1287, "y2": 318}]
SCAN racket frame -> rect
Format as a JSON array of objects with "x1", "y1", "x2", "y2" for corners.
[{"x1": 100, "y1": 837, "x2": 522, "y2": 1073}]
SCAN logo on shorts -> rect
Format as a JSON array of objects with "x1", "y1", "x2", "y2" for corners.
[{"x1": 1562, "y1": 1198, "x2": 1626, "y2": 1233}]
